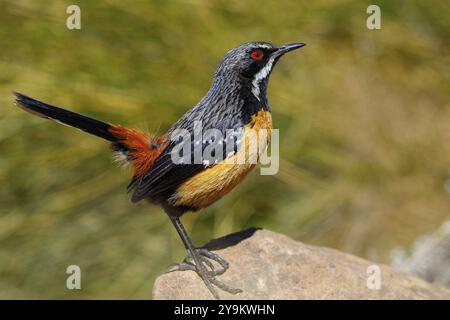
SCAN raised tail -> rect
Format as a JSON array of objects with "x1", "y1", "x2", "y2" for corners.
[
  {"x1": 13, "y1": 92, "x2": 116, "y2": 141},
  {"x1": 14, "y1": 92, "x2": 168, "y2": 193}
]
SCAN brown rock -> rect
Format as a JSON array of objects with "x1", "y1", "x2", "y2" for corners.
[{"x1": 153, "y1": 228, "x2": 450, "y2": 299}]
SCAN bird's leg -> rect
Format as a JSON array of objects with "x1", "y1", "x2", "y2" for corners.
[
  {"x1": 169, "y1": 248, "x2": 228, "y2": 276},
  {"x1": 167, "y1": 216, "x2": 242, "y2": 299},
  {"x1": 197, "y1": 248, "x2": 230, "y2": 273}
]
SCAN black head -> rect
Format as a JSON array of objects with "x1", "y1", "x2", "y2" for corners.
[{"x1": 213, "y1": 42, "x2": 305, "y2": 102}]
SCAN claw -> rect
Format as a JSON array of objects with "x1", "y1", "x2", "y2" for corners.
[
  {"x1": 169, "y1": 247, "x2": 241, "y2": 298},
  {"x1": 166, "y1": 261, "x2": 196, "y2": 273}
]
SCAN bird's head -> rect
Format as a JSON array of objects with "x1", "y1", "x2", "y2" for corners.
[{"x1": 213, "y1": 42, "x2": 305, "y2": 102}]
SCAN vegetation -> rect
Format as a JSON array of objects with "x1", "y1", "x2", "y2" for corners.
[{"x1": 0, "y1": 0, "x2": 449, "y2": 298}]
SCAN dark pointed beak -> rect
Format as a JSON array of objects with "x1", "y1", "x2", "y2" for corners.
[{"x1": 273, "y1": 43, "x2": 305, "y2": 57}]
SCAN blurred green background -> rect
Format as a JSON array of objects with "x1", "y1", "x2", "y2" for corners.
[{"x1": 0, "y1": 0, "x2": 449, "y2": 298}]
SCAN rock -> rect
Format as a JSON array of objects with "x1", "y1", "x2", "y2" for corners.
[
  {"x1": 392, "y1": 221, "x2": 450, "y2": 288},
  {"x1": 153, "y1": 228, "x2": 450, "y2": 299}
]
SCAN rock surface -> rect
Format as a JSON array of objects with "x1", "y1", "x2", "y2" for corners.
[
  {"x1": 153, "y1": 228, "x2": 450, "y2": 299},
  {"x1": 392, "y1": 221, "x2": 450, "y2": 288}
]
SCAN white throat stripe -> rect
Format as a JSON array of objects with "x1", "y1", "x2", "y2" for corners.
[{"x1": 251, "y1": 56, "x2": 275, "y2": 101}]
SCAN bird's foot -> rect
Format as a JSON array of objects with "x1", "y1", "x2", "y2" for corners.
[{"x1": 167, "y1": 248, "x2": 242, "y2": 299}]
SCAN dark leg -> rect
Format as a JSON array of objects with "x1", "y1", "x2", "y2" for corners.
[
  {"x1": 171, "y1": 247, "x2": 229, "y2": 276},
  {"x1": 167, "y1": 215, "x2": 242, "y2": 299}
]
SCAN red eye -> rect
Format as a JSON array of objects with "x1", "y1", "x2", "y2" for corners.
[{"x1": 250, "y1": 50, "x2": 263, "y2": 60}]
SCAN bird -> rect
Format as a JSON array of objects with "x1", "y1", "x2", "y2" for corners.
[{"x1": 13, "y1": 41, "x2": 305, "y2": 299}]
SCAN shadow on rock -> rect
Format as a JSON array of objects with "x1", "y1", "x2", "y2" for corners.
[{"x1": 203, "y1": 227, "x2": 261, "y2": 251}]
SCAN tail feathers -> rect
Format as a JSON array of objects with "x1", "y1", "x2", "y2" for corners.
[
  {"x1": 109, "y1": 125, "x2": 167, "y2": 189},
  {"x1": 13, "y1": 92, "x2": 116, "y2": 142},
  {"x1": 14, "y1": 92, "x2": 168, "y2": 194}
]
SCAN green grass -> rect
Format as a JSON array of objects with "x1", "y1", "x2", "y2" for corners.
[{"x1": 0, "y1": 0, "x2": 449, "y2": 298}]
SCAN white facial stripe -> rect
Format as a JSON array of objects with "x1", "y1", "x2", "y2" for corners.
[
  {"x1": 251, "y1": 56, "x2": 275, "y2": 101},
  {"x1": 258, "y1": 44, "x2": 272, "y2": 49}
]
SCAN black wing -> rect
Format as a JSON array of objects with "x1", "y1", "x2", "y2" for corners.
[{"x1": 130, "y1": 126, "x2": 243, "y2": 203}]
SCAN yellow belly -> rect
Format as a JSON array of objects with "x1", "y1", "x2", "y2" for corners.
[{"x1": 169, "y1": 109, "x2": 272, "y2": 209}]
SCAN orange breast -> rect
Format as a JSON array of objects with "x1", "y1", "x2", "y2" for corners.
[{"x1": 169, "y1": 109, "x2": 272, "y2": 209}]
